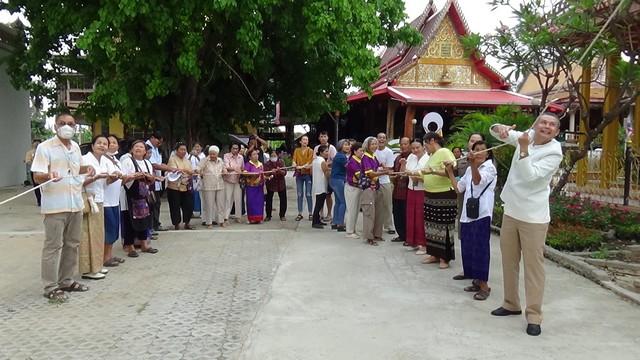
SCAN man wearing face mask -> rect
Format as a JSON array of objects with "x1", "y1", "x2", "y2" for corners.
[{"x1": 31, "y1": 113, "x2": 97, "y2": 302}]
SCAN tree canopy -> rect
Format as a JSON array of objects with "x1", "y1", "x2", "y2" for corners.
[
  {"x1": 1, "y1": 0, "x2": 421, "y2": 144},
  {"x1": 462, "y1": 0, "x2": 640, "y2": 192}
]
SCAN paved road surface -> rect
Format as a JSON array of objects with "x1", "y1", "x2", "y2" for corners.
[{"x1": 0, "y1": 183, "x2": 638, "y2": 360}]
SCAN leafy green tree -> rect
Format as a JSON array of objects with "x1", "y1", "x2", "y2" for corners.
[
  {"x1": 1, "y1": 0, "x2": 421, "y2": 146},
  {"x1": 29, "y1": 107, "x2": 53, "y2": 140},
  {"x1": 463, "y1": 0, "x2": 640, "y2": 192},
  {"x1": 448, "y1": 105, "x2": 534, "y2": 186}
]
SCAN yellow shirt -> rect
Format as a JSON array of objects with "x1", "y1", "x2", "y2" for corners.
[
  {"x1": 423, "y1": 148, "x2": 456, "y2": 193},
  {"x1": 167, "y1": 155, "x2": 192, "y2": 191},
  {"x1": 293, "y1": 147, "x2": 313, "y2": 175}
]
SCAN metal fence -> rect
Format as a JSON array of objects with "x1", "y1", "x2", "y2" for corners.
[{"x1": 557, "y1": 145, "x2": 640, "y2": 207}]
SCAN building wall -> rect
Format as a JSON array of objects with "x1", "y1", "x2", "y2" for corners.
[{"x1": 0, "y1": 46, "x2": 32, "y2": 187}]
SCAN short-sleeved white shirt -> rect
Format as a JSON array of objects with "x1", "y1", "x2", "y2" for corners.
[
  {"x1": 30, "y1": 136, "x2": 84, "y2": 214},
  {"x1": 313, "y1": 144, "x2": 337, "y2": 163},
  {"x1": 374, "y1": 147, "x2": 395, "y2": 184},
  {"x1": 145, "y1": 140, "x2": 163, "y2": 191},
  {"x1": 82, "y1": 152, "x2": 114, "y2": 203},
  {"x1": 103, "y1": 155, "x2": 122, "y2": 207}
]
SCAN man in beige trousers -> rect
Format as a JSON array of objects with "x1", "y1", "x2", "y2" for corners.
[{"x1": 488, "y1": 113, "x2": 562, "y2": 336}]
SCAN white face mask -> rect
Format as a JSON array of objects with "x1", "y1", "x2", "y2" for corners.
[
  {"x1": 57, "y1": 125, "x2": 75, "y2": 140},
  {"x1": 270, "y1": 156, "x2": 278, "y2": 162}
]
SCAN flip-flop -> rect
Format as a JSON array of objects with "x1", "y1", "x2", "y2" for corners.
[
  {"x1": 127, "y1": 251, "x2": 139, "y2": 258},
  {"x1": 113, "y1": 257, "x2": 126, "y2": 263},
  {"x1": 141, "y1": 247, "x2": 158, "y2": 254}
]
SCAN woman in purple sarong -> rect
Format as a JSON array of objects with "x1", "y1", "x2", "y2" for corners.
[
  {"x1": 444, "y1": 140, "x2": 496, "y2": 301},
  {"x1": 242, "y1": 150, "x2": 272, "y2": 224}
]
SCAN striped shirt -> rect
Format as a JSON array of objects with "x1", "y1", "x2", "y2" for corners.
[{"x1": 30, "y1": 136, "x2": 85, "y2": 214}]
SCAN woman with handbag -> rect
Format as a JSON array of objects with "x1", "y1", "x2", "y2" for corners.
[
  {"x1": 197, "y1": 145, "x2": 227, "y2": 228},
  {"x1": 444, "y1": 141, "x2": 496, "y2": 300},
  {"x1": 167, "y1": 142, "x2": 196, "y2": 230},
  {"x1": 416, "y1": 132, "x2": 457, "y2": 269},
  {"x1": 121, "y1": 140, "x2": 158, "y2": 257},
  {"x1": 344, "y1": 142, "x2": 363, "y2": 239},
  {"x1": 360, "y1": 137, "x2": 390, "y2": 246}
]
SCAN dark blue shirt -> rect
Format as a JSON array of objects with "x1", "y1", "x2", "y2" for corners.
[{"x1": 330, "y1": 152, "x2": 348, "y2": 180}]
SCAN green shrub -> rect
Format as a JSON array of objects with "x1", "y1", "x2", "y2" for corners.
[
  {"x1": 546, "y1": 222, "x2": 602, "y2": 251},
  {"x1": 614, "y1": 223, "x2": 640, "y2": 240}
]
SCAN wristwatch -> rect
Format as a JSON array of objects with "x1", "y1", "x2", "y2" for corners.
[{"x1": 519, "y1": 151, "x2": 528, "y2": 159}]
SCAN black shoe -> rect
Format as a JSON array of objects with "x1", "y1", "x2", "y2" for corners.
[
  {"x1": 491, "y1": 307, "x2": 523, "y2": 316},
  {"x1": 212, "y1": 221, "x2": 218, "y2": 225},
  {"x1": 201, "y1": 222, "x2": 206, "y2": 226},
  {"x1": 154, "y1": 226, "x2": 169, "y2": 232},
  {"x1": 390, "y1": 237, "x2": 404, "y2": 242},
  {"x1": 265, "y1": 217, "x2": 272, "y2": 222},
  {"x1": 387, "y1": 229, "x2": 396, "y2": 234},
  {"x1": 526, "y1": 324, "x2": 541, "y2": 336},
  {"x1": 320, "y1": 222, "x2": 327, "y2": 226},
  {"x1": 312, "y1": 223, "x2": 324, "y2": 229},
  {"x1": 452, "y1": 274, "x2": 469, "y2": 280},
  {"x1": 337, "y1": 226, "x2": 346, "y2": 232},
  {"x1": 331, "y1": 224, "x2": 338, "y2": 230}
]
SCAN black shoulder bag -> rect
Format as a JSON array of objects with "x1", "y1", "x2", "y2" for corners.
[{"x1": 466, "y1": 180, "x2": 493, "y2": 219}]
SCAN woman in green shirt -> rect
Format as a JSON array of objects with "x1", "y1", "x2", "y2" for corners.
[{"x1": 417, "y1": 132, "x2": 457, "y2": 269}]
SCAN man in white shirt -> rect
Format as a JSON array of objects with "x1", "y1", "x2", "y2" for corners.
[
  {"x1": 313, "y1": 131, "x2": 337, "y2": 222},
  {"x1": 31, "y1": 114, "x2": 96, "y2": 301},
  {"x1": 374, "y1": 133, "x2": 396, "y2": 234},
  {"x1": 145, "y1": 131, "x2": 178, "y2": 232},
  {"x1": 488, "y1": 113, "x2": 562, "y2": 337}
]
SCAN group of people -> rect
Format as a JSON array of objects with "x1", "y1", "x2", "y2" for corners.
[{"x1": 30, "y1": 112, "x2": 562, "y2": 337}]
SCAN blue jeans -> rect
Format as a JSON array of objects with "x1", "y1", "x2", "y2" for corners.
[
  {"x1": 329, "y1": 178, "x2": 346, "y2": 225},
  {"x1": 295, "y1": 174, "x2": 313, "y2": 214}
]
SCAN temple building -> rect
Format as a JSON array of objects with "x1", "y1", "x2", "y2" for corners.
[{"x1": 345, "y1": 0, "x2": 534, "y2": 140}]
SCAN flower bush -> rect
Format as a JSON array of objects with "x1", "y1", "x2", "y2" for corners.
[
  {"x1": 546, "y1": 222, "x2": 602, "y2": 251},
  {"x1": 550, "y1": 192, "x2": 617, "y2": 229}
]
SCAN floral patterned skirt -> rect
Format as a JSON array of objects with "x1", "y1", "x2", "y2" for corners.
[{"x1": 424, "y1": 189, "x2": 457, "y2": 262}]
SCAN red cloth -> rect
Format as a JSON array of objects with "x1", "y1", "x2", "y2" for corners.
[
  {"x1": 405, "y1": 189, "x2": 426, "y2": 247},
  {"x1": 392, "y1": 152, "x2": 410, "y2": 200},
  {"x1": 264, "y1": 159, "x2": 287, "y2": 192}
]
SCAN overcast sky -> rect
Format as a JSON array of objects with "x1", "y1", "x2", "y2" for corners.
[{"x1": 404, "y1": 0, "x2": 523, "y2": 35}]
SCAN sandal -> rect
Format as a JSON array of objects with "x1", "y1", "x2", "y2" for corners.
[
  {"x1": 113, "y1": 257, "x2": 126, "y2": 263},
  {"x1": 141, "y1": 247, "x2": 158, "y2": 254},
  {"x1": 295, "y1": 214, "x2": 303, "y2": 221},
  {"x1": 60, "y1": 281, "x2": 89, "y2": 292},
  {"x1": 474, "y1": 288, "x2": 491, "y2": 301},
  {"x1": 365, "y1": 239, "x2": 379, "y2": 246},
  {"x1": 103, "y1": 258, "x2": 120, "y2": 267},
  {"x1": 308, "y1": 215, "x2": 312, "y2": 221},
  {"x1": 127, "y1": 251, "x2": 139, "y2": 258},
  {"x1": 44, "y1": 289, "x2": 68, "y2": 302},
  {"x1": 464, "y1": 284, "x2": 480, "y2": 292}
]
